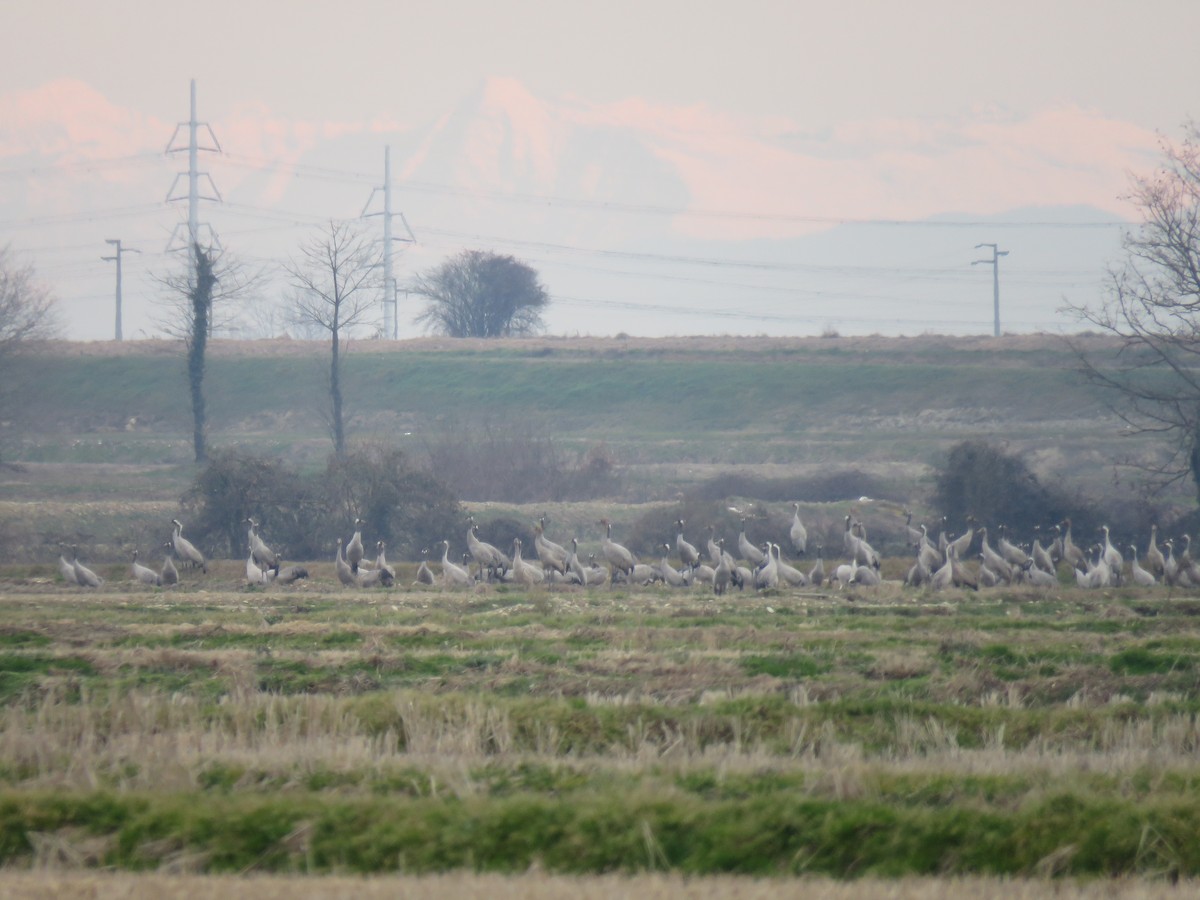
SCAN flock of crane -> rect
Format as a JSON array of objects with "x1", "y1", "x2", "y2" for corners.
[{"x1": 52, "y1": 504, "x2": 1193, "y2": 593}]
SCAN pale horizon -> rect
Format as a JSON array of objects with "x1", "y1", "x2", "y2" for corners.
[{"x1": 2, "y1": 0, "x2": 1197, "y2": 340}]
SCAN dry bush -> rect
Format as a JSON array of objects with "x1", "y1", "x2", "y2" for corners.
[{"x1": 421, "y1": 421, "x2": 620, "y2": 503}]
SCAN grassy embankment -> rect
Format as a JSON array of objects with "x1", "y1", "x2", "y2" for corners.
[
  {"x1": 0, "y1": 574, "x2": 1198, "y2": 879},
  {"x1": 1, "y1": 333, "x2": 1165, "y2": 564}
]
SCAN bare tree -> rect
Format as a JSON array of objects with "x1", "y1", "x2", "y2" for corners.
[
  {"x1": 0, "y1": 245, "x2": 58, "y2": 355},
  {"x1": 1067, "y1": 123, "x2": 1200, "y2": 498},
  {"x1": 153, "y1": 247, "x2": 264, "y2": 341},
  {"x1": 0, "y1": 246, "x2": 59, "y2": 461},
  {"x1": 285, "y1": 221, "x2": 382, "y2": 457},
  {"x1": 411, "y1": 250, "x2": 548, "y2": 337},
  {"x1": 154, "y1": 245, "x2": 264, "y2": 463}
]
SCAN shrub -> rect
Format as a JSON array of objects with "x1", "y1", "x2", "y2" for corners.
[
  {"x1": 181, "y1": 449, "x2": 320, "y2": 559},
  {"x1": 322, "y1": 446, "x2": 467, "y2": 558},
  {"x1": 931, "y1": 441, "x2": 1097, "y2": 535},
  {"x1": 181, "y1": 444, "x2": 465, "y2": 561},
  {"x1": 421, "y1": 421, "x2": 622, "y2": 502}
]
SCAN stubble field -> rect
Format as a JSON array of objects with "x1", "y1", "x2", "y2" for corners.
[{"x1": 1, "y1": 564, "x2": 1200, "y2": 896}]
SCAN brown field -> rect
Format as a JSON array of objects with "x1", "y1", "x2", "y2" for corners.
[{"x1": 2, "y1": 871, "x2": 1199, "y2": 899}]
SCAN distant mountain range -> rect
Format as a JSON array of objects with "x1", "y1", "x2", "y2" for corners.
[{"x1": 7, "y1": 77, "x2": 1133, "y2": 340}]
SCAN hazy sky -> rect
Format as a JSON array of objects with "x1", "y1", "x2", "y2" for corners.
[{"x1": 3, "y1": 0, "x2": 1199, "y2": 339}]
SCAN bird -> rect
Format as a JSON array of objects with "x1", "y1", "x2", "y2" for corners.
[
  {"x1": 929, "y1": 551, "x2": 955, "y2": 591},
  {"x1": 850, "y1": 563, "x2": 881, "y2": 587},
  {"x1": 171, "y1": 519, "x2": 206, "y2": 573},
  {"x1": 370, "y1": 540, "x2": 395, "y2": 581},
  {"x1": 978, "y1": 527, "x2": 1014, "y2": 584},
  {"x1": 565, "y1": 537, "x2": 589, "y2": 586},
  {"x1": 1022, "y1": 559, "x2": 1058, "y2": 588},
  {"x1": 657, "y1": 544, "x2": 688, "y2": 587},
  {"x1": 130, "y1": 549, "x2": 161, "y2": 586},
  {"x1": 273, "y1": 564, "x2": 309, "y2": 585},
  {"x1": 439, "y1": 539, "x2": 474, "y2": 588},
  {"x1": 1164, "y1": 540, "x2": 1183, "y2": 586},
  {"x1": 56, "y1": 545, "x2": 76, "y2": 585},
  {"x1": 334, "y1": 539, "x2": 358, "y2": 587},
  {"x1": 1031, "y1": 530, "x2": 1056, "y2": 575},
  {"x1": 712, "y1": 552, "x2": 733, "y2": 595},
  {"x1": 844, "y1": 515, "x2": 881, "y2": 570},
  {"x1": 246, "y1": 518, "x2": 280, "y2": 570},
  {"x1": 1129, "y1": 544, "x2": 1157, "y2": 587},
  {"x1": 738, "y1": 517, "x2": 766, "y2": 566},
  {"x1": 510, "y1": 537, "x2": 545, "y2": 587},
  {"x1": 415, "y1": 548, "x2": 436, "y2": 586},
  {"x1": 754, "y1": 542, "x2": 778, "y2": 590},
  {"x1": 808, "y1": 545, "x2": 825, "y2": 587},
  {"x1": 598, "y1": 518, "x2": 636, "y2": 585},
  {"x1": 705, "y1": 525, "x2": 724, "y2": 567},
  {"x1": 466, "y1": 517, "x2": 509, "y2": 580},
  {"x1": 159, "y1": 543, "x2": 179, "y2": 586},
  {"x1": 903, "y1": 509, "x2": 923, "y2": 549},
  {"x1": 945, "y1": 517, "x2": 976, "y2": 562},
  {"x1": 978, "y1": 556, "x2": 1000, "y2": 588},
  {"x1": 533, "y1": 517, "x2": 569, "y2": 575},
  {"x1": 774, "y1": 544, "x2": 808, "y2": 586},
  {"x1": 582, "y1": 553, "x2": 609, "y2": 587},
  {"x1": 905, "y1": 555, "x2": 931, "y2": 588},
  {"x1": 70, "y1": 545, "x2": 103, "y2": 588},
  {"x1": 675, "y1": 519, "x2": 702, "y2": 568},
  {"x1": 1059, "y1": 518, "x2": 1087, "y2": 570},
  {"x1": 346, "y1": 518, "x2": 366, "y2": 574},
  {"x1": 1178, "y1": 534, "x2": 1200, "y2": 584},
  {"x1": 1099, "y1": 525, "x2": 1124, "y2": 584},
  {"x1": 358, "y1": 562, "x2": 394, "y2": 588},
  {"x1": 944, "y1": 545, "x2": 978, "y2": 591},
  {"x1": 246, "y1": 549, "x2": 269, "y2": 585},
  {"x1": 789, "y1": 504, "x2": 808, "y2": 555},
  {"x1": 1145, "y1": 525, "x2": 1166, "y2": 577},
  {"x1": 996, "y1": 525, "x2": 1030, "y2": 568}
]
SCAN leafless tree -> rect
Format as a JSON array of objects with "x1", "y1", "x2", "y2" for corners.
[
  {"x1": 153, "y1": 245, "x2": 265, "y2": 463},
  {"x1": 152, "y1": 246, "x2": 264, "y2": 341},
  {"x1": 411, "y1": 250, "x2": 548, "y2": 338},
  {"x1": 0, "y1": 245, "x2": 58, "y2": 355},
  {"x1": 1067, "y1": 123, "x2": 1200, "y2": 498},
  {"x1": 285, "y1": 221, "x2": 382, "y2": 457},
  {"x1": 0, "y1": 246, "x2": 59, "y2": 462}
]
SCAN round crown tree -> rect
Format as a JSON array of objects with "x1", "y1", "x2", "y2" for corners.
[{"x1": 411, "y1": 250, "x2": 549, "y2": 338}]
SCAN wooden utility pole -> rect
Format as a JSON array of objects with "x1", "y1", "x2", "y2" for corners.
[
  {"x1": 101, "y1": 239, "x2": 140, "y2": 341},
  {"x1": 972, "y1": 243, "x2": 1009, "y2": 337}
]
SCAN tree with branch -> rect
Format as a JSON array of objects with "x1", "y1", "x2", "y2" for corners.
[
  {"x1": 285, "y1": 221, "x2": 382, "y2": 457},
  {"x1": 411, "y1": 250, "x2": 549, "y2": 338},
  {"x1": 154, "y1": 244, "x2": 263, "y2": 463},
  {"x1": 0, "y1": 245, "x2": 58, "y2": 356},
  {"x1": 0, "y1": 246, "x2": 59, "y2": 461},
  {"x1": 1067, "y1": 124, "x2": 1200, "y2": 499}
]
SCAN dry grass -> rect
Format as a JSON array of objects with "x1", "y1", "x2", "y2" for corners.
[{"x1": 1, "y1": 871, "x2": 1198, "y2": 899}]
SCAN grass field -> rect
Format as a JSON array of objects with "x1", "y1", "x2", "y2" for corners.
[
  {"x1": 1, "y1": 570, "x2": 1200, "y2": 885},
  {"x1": 3, "y1": 334, "x2": 1200, "y2": 892}
]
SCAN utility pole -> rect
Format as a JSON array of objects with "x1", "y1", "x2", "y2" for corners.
[
  {"x1": 101, "y1": 239, "x2": 141, "y2": 341},
  {"x1": 362, "y1": 145, "x2": 416, "y2": 338},
  {"x1": 165, "y1": 79, "x2": 222, "y2": 290},
  {"x1": 972, "y1": 243, "x2": 1009, "y2": 337}
]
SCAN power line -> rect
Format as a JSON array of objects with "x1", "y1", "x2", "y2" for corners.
[{"x1": 215, "y1": 151, "x2": 1130, "y2": 230}]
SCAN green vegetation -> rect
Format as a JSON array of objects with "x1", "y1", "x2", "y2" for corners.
[{"x1": 0, "y1": 581, "x2": 1198, "y2": 878}]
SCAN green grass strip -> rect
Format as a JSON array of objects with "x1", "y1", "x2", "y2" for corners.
[{"x1": 2, "y1": 790, "x2": 1199, "y2": 878}]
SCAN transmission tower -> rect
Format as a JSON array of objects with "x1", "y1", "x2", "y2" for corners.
[
  {"x1": 165, "y1": 79, "x2": 222, "y2": 281},
  {"x1": 362, "y1": 145, "x2": 416, "y2": 338},
  {"x1": 972, "y1": 243, "x2": 1009, "y2": 337},
  {"x1": 101, "y1": 239, "x2": 141, "y2": 341}
]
